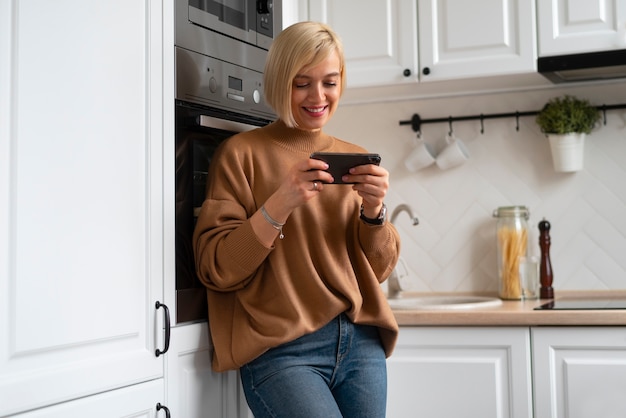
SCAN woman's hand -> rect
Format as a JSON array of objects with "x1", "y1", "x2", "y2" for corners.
[
  {"x1": 343, "y1": 163, "x2": 389, "y2": 218},
  {"x1": 275, "y1": 158, "x2": 334, "y2": 208}
]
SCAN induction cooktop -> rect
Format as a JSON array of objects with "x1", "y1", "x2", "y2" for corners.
[{"x1": 535, "y1": 298, "x2": 626, "y2": 310}]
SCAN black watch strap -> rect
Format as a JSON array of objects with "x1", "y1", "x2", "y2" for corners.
[{"x1": 360, "y1": 203, "x2": 387, "y2": 225}]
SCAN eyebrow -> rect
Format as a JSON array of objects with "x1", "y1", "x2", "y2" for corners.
[{"x1": 294, "y1": 72, "x2": 341, "y2": 79}]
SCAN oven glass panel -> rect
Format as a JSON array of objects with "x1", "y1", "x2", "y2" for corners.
[
  {"x1": 175, "y1": 100, "x2": 271, "y2": 323},
  {"x1": 176, "y1": 103, "x2": 239, "y2": 323}
]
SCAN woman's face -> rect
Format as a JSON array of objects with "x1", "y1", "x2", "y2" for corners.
[{"x1": 290, "y1": 51, "x2": 342, "y2": 131}]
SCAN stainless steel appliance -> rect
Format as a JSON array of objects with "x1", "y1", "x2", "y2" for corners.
[
  {"x1": 175, "y1": 0, "x2": 279, "y2": 323},
  {"x1": 538, "y1": 49, "x2": 626, "y2": 83}
]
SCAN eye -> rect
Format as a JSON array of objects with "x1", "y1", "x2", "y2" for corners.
[{"x1": 295, "y1": 83, "x2": 309, "y2": 89}]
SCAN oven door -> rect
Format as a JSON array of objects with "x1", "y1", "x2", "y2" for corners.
[{"x1": 175, "y1": 101, "x2": 271, "y2": 323}]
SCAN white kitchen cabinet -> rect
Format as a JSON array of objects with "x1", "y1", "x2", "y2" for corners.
[
  {"x1": 166, "y1": 322, "x2": 250, "y2": 418},
  {"x1": 537, "y1": 0, "x2": 626, "y2": 56},
  {"x1": 282, "y1": 0, "x2": 309, "y2": 29},
  {"x1": 532, "y1": 327, "x2": 626, "y2": 418},
  {"x1": 0, "y1": 0, "x2": 166, "y2": 416},
  {"x1": 418, "y1": 0, "x2": 537, "y2": 81},
  {"x1": 10, "y1": 379, "x2": 164, "y2": 418},
  {"x1": 387, "y1": 327, "x2": 533, "y2": 418},
  {"x1": 307, "y1": 0, "x2": 536, "y2": 87},
  {"x1": 308, "y1": 0, "x2": 419, "y2": 88}
]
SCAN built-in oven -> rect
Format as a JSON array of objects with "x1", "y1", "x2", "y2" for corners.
[{"x1": 175, "y1": 0, "x2": 279, "y2": 323}]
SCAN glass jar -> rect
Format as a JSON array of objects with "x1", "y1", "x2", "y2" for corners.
[{"x1": 492, "y1": 206, "x2": 530, "y2": 300}]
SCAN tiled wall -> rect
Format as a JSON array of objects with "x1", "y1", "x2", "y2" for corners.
[{"x1": 325, "y1": 81, "x2": 626, "y2": 293}]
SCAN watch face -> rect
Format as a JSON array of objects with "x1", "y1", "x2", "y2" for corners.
[{"x1": 379, "y1": 204, "x2": 387, "y2": 220}]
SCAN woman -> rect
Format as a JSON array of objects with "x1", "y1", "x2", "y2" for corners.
[{"x1": 193, "y1": 21, "x2": 400, "y2": 417}]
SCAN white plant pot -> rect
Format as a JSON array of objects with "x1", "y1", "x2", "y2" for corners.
[{"x1": 547, "y1": 133, "x2": 586, "y2": 172}]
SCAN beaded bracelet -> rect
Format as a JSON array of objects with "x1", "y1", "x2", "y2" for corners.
[{"x1": 260, "y1": 205, "x2": 285, "y2": 239}]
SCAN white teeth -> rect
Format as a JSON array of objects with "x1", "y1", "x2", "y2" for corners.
[{"x1": 305, "y1": 107, "x2": 325, "y2": 113}]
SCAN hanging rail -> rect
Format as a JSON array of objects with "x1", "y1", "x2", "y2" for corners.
[{"x1": 399, "y1": 103, "x2": 626, "y2": 134}]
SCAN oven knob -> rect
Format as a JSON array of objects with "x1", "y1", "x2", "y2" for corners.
[
  {"x1": 253, "y1": 89, "x2": 261, "y2": 104},
  {"x1": 209, "y1": 77, "x2": 217, "y2": 93}
]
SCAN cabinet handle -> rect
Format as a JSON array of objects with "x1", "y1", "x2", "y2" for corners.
[
  {"x1": 156, "y1": 403, "x2": 171, "y2": 418},
  {"x1": 422, "y1": 67, "x2": 431, "y2": 75},
  {"x1": 155, "y1": 301, "x2": 171, "y2": 357},
  {"x1": 403, "y1": 68, "x2": 411, "y2": 77}
]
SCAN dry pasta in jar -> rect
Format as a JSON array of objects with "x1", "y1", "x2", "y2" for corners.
[{"x1": 493, "y1": 206, "x2": 530, "y2": 300}]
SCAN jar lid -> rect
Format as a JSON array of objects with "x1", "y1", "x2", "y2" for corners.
[{"x1": 492, "y1": 206, "x2": 529, "y2": 219}]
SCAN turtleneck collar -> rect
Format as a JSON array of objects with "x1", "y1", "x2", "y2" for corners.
[{"x1": 263, "y1": 119, "x2": 335, "y2": 154}]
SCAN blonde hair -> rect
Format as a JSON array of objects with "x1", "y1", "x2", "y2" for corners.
[{"x1": 264, "y1": 21, "x2": 346, "y2": 127}]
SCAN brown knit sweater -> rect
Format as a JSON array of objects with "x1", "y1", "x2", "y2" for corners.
[{"x1": 193, "y1": 120, "x2": 400, "y2": 372}]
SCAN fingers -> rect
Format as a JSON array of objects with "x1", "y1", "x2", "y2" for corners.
[{"x1": 346, "y1": 164, "x2": 389, "y2": 207}]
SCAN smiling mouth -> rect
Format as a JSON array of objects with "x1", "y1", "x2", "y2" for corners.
[{"x1": 304, "y1": 106, "x2": 327, "y2": 114}]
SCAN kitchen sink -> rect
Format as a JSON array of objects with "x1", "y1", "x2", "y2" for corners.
[{"x1": 387, "y1": 295, "x2": 503, "y2": 310}]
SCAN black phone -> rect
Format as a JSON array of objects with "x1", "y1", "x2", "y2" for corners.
[{"x1": 310, "y1": 152, "x2": 382, "y2": 184}]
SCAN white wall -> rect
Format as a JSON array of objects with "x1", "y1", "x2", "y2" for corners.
[{"x1": 325, "y1": 81, "x2": 626, "y2": 293}]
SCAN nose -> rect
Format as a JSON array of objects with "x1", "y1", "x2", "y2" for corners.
[{"x1": 308, "y1": 82, "x2": 325, "y2": 101}]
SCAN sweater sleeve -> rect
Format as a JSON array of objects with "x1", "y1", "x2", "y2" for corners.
[
  {"x1": 192, "y1": 138, "x2": 272, "y2": 292},
  {"x1": 358, "y1": 219, "x2": 401, "y2": 283},
  {"x1": 193, "y1": 199, "x2": 272, "y2": 291}
]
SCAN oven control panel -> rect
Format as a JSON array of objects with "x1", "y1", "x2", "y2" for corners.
[{"x1": 176, "y1": 47, "x2": 275, "y2": 120}]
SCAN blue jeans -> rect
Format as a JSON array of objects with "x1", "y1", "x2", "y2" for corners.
[{"x1": 240, "y1": 314, "x2": 387, "y2": 417}]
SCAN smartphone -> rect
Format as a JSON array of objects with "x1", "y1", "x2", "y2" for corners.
[{"x1": 310, "y1": 152, "x2": 382, "y2": 184}]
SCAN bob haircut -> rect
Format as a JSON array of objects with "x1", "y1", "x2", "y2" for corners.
[{"x1": 263, "y1": 21, "x2": 346, "y2": 128}]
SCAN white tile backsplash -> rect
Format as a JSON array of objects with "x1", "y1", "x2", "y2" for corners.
[{"x1": 325, "y1": 81, "x2": 626, "y2": 292}]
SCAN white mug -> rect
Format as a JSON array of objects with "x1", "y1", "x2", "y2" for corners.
[
  {"x1": 435, "y1": 134, "x2": 470, "y2": 170},
  {"x1": 404, "y1": 137, "x2": 436, "y2": 172}
]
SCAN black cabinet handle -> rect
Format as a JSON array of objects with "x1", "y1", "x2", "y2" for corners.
[
  {"x1": 403, "y1": 68, "x2": 411, "y2": 77},
  {"x1": 156, "y1": 403, "x2": 171, "y2": 418},
  {"x1": 155, "y1": 301, "x2": 171, "y2": 357},
  {"x1": 422, "y1": 67, "x2": 431, "y2": 75}
]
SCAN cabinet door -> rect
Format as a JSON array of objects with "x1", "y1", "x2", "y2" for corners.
[
  {"x1": 10, "y1": 379, "x2": 164, "y2": 418},
  {"x1": 387, "y1": 327, "x2": 532, "y2": 418},
  {"x1": 309, "y1": 0, "x2": 418, "y2": 87},
  {"x1": 282, "y1": 0, "x2": 309, "y2": 28},
  {"x1": 0, "y1": 0, "x2": 164, "y2": 415},
  {"x1": 532, "y1": 327, "x2": 626, "y2": 418},
  {"x1": 166, "y1": 323, "x2": 250, "y2": 418},
  {"x1": 538, "y1": 0, "x2": 626, "y2": 56},
  {"x1": 418, "y1": 0, "x2": 537, "y2": 81}
]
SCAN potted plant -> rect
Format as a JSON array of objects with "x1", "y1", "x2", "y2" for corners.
[{"x1": 535, "y1": 95, "x2": 601, "y2": 172}]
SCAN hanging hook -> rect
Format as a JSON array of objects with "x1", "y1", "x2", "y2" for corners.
[
  {"x1": 602, "y1": 105, "x2": 607, "y2": 125},
  {"x1": 515, "y1": 111, "x2": 520, "y2": 132},
  {"x1": 448, "y1": 116, "x2": 454, "y2": 136},
  {"x1": 480, "y1": 114, "x2": 485, "y2": 134}
]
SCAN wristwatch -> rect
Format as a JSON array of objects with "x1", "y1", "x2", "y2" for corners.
[{"x1": 360, "y1": 203, "x2": 387, "y2": 225}]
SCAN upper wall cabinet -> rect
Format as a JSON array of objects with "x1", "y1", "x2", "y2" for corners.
[
  {"x1": 308, "y1": 0, "x2": 419, "y2": 88},
  {"x1": 308, "y1": 0, "x2": 537, "y2": 88},
  {"x1": 418, "y1": 0, "x2": 537, "y2": 82},
  {"x1": 538, "y1": 0, "x2": 626, "y2": 56}
]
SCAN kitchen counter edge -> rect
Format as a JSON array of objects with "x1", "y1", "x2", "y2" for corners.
[{"x1": 392, "y1": 290, "x2": 626, "y2": 326}]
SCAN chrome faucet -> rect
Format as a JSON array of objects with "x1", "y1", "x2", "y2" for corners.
[
  {"x1": 387, "y1": 204, "x2": 418, "y2": 298},
  {"x1": 390, "y1": 204, "x2": 419, "y2": 226}
]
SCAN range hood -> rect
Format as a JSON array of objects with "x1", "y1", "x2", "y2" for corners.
[{"x1": 538, "y1": 49, "x2": 626, "y2": 83}]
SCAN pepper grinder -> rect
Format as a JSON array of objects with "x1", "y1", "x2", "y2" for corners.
[{"x1": 538, "y1": 218, "x2": 554, "y2": 299}]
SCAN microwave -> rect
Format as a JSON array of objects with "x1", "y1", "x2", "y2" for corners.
[
  {"x1": 176, "y1": 1, "x2": 282, "y2": 64},
  {"x1": 187, "y1": 0, "x2": 278, "y2": 50}
]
